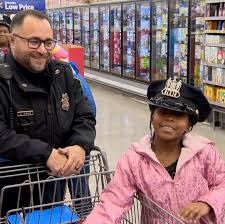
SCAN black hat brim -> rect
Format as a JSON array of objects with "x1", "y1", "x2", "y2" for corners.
[
  {"x1": 149, "y1": 95, "x2": 200, "y2": 118},
  {"x1": 147, "y1": 81, "x2": 212, "y2": 122}
]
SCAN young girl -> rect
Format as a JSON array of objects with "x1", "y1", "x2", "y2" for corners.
[{"x1": 84, "y1": 78, "x2": 225, "y2": 224}]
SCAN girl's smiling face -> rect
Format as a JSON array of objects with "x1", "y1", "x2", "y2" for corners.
[{"x1": 151, "y1": 107, "x2": 191, "y2": 142}]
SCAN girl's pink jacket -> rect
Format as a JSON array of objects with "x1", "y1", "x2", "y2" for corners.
[{"x1": 84, "y1": 134, "x2": 225, "y2": 224}]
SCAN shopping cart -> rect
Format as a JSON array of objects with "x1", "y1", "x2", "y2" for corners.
[
  {"x1": 0, "y1": 146, "x2": 110, "y2": 223},
  {"x1": 0, "y1": 146, "x2": 185, "y2": 224},
  {"x1": 123, "y1": 193, "x2": 186, "y2": 224}
]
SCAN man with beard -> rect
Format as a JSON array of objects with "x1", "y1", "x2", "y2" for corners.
[{"x1": 0, "y1": 10, "x2": 96, "y2": 216}]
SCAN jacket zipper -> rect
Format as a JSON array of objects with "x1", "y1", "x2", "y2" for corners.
[
  {"x1": 171, "y1": 180, "x2": 179, "y2": 215},
  {"x1": 156, "y1": 162, "x2": 180, "y2": 216},
  {"x1": 47, "y1": 94, "x2": 54, "y2": 145},
  {"x1": 47, "y1": 102, "x2": 51, "y2": 114}
]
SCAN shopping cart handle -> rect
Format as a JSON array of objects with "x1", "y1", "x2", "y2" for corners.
[{"x1": 92, "y1": 145, "x2": 101, "y2": 152}]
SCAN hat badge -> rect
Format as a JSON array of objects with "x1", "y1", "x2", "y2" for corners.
[
  {"x1": 61, "y1": 93, "x2": 70, "y2": 111},
  {"x1": 55, "y1": 69, "x2": 60, "y2": 75},
  {"x1": 161, "y1": 77, "x2": 182, "y2": 98}
]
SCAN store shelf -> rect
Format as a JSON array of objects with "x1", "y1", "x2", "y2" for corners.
[
  {"x1": 191, "y1": 32, "x2": 204, "y2": 35},
  {"x1": 203, "y1": 80, "x2": 225, "y2": 88},
  {"x1": 205, "y1": 30, "x2": 225, "y2": 34},
  {"x1": 204, "y1": 62, "x2": 225, "y2": 69},
  {"x1": 206, "y1": 0, "x2": 225, "y2": 3},
  {"x1": 209, "y1": 101, "x2": 225, "y2": 108},
  {"x1": 204, "y1": 43, "x2": 225, "y2": 48},
  {"x1": 205, "y1": 17, "x2": 225, "y2": 21},
  {"x1": 175, "y1": 41, "x2": 187, "y2": 44}
]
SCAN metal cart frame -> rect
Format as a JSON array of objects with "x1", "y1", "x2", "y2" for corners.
[{"x1": 0, "y1": 146, "x2": 185, "y2": 224}]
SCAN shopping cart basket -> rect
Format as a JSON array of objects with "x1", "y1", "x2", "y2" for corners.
[
  {"x1": 122, "y1": 193, "x2": 186, "y2": 224},
  {"x1": 0, "y1": 145, "x2": 185, "y2": 224},
  {"x1": 0, "y1": 146, "x2": 110, "y2": 224},
  {"x1": 1, "y1": 171, "x2": 186, "y2": 224}
]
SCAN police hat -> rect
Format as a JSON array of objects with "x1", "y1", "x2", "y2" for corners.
[
  {"x1": 0, "y1": 21, "x2": 9, "y2": 30},
  {"x1": 147, "y1": 78, "x2": 211, "y2": 122}
]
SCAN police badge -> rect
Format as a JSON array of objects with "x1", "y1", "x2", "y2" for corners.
[{"x1": 61, "y1": 93, "x2": 70, "y2": 111}]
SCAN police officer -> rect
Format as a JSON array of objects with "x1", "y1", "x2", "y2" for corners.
[
  {"x1": 0, "y1": 20, "x2": 9, "y2": 62},
  {"x1": 0, "y1": 20, "x2": 9, "y2": 47},
  {"x1": 0, "y1": 10, "x2": 96, "y2": 215}
]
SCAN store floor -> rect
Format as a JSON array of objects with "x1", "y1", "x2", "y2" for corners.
[{"x1": 90, "y1": 83, "x2": 225, "y2": 170}]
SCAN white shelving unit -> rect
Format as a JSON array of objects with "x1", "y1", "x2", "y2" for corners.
[
  {"x1": 205, "y1": 16, "x2": 225, "y2": 20},
  {"x1": 203, "y1": 0, "x2": 225, "y2": 128}
]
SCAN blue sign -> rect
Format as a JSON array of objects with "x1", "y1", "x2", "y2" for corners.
[{"x1": 0, "y1": 0, "x2": 46, "y2": 12}]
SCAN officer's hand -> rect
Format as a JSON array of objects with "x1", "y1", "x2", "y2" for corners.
[
  {"x1": 178, "y1": 202, "x2": 212, "y2": 222},
  {"x1": 58, "y1": 145, "x2": 86, "y2": 176},
  {"x1": 46, "y1": 148, "x2": 68, "y2": 177}
]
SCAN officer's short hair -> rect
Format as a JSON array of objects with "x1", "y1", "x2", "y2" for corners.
[{"x1": 10, "y1": 10, "x2": 51, "y2": 32}]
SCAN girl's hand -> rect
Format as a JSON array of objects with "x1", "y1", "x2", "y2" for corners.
[{"x1": 178, "y1": 202, "x2": 212, "y2": 222}]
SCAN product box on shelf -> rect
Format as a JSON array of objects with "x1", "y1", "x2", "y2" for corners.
[
  {"x1": 211, "y1": 68, "x2": 225, "y2": 84},
  {"x1": 216, "y1": 88, "x2": 223, "y2": 103},
  {"x1": 216, "y1": 88, "x2": 225, "y2": 104},
  {"x1": 217, "y1": 50, "x2": 225, "y2": 64},
  {"x1": 194, "y1": 76, "x2": 202, "y2": 87},
  {"x1": 194, "y1": 61, "x2": 200, "y2": 76},
  {"x1": 204, "y1": 84, "x2": 217, "y2": 102},
  {"x1": 216, "y1": 68, "x2": 222, "y2": 83},
  {"x1": 205, "y1": 35, "x2": 225, "y2": 44},
  {"x1": 219, "y1": 35, "x2": 225, "y2": 44},
  {"x1": 221, "y1": 89, "x2": 225, "y2": 104},
  {"x1": 211, "y1": 47, "x2": 218, "y2": 64},
  {"x1": 205, "y1": 66, "x2": 212, "y2": 81},
  {"x1": 212, "y1": 68, "x2": 217, "y2": 83},
  {"x1": 205, "y1": 46, "x2": 211, "y2": 63},
  {"x1": 206, "y1": 21, "x2": 218, "y2": 30}
]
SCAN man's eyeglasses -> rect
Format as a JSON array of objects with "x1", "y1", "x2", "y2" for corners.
[{"x1": 12, "y1": 33, "x2": 57, "y2": 50}]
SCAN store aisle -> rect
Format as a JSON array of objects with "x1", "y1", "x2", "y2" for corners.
[{"x1": 91, "y1": 84, "x2": 225, "y2": 170}]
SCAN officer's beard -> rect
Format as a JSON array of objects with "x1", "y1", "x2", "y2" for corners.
[{"x1": 16, "y1": 51, "x2": 52, "y2": 74}]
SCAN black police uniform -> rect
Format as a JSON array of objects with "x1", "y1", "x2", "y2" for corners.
[{"x1": 0, "y1": 51, "x2": 96, "y2": 215}]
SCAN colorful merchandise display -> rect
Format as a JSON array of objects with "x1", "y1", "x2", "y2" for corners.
[
  {"x1": 59, "y1": 10, "x2": 66, "y2": 44},
  {"x1": 203, "y1": 1, "x2": 225, "y2": 108},
  {"x1": 52, "y1": 10, "x2": 60, "y2": 41},
  {"x1": 110, "y1": 4, "x2": 122, "y2": 75},
  {"x1": 122, "y1": 3, "x2": 136, "y2": 79},
  {"x1": 151, "y1": 1, "x2": 168, "y2": 81},
  {"x1": 47, "y1": 0, "x2": 213, "y2": 86},
  {"x1": 73, "y1": 8, "x2": 82, "y2": 45},
  {"x1": 190, "y1": 0, "x2": 205, "y2": 87},
  {"x1": 136, "y1": 2, "x2": 150, "y2": 82},
  {"x1": 169, "y1": 0, "x2": 189, "y2": 83},
  {"x1": 90, "y1": 6, "x2": 99, "y2": 69},
  {"x1": 81, "y1": 7, "x2": 90, "y2": 67},
  {"x1": 99, "y1": 6, "x2": 110, "y2": 72},
  {"x1": 66, "y1": 8, "x2": 74, "y2": 44}
]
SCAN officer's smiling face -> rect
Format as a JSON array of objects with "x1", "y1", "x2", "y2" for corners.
[{"x1": 9, "y1": 15, "x2": 53, "y2": 73}]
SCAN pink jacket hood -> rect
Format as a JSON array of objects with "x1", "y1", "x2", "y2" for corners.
[
  {"x1": 84, "y1": 134, "x2": 225, "y2": 224},
  {"x1": 132, "y1": 133, "x2": 213, "y2": 173}
]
